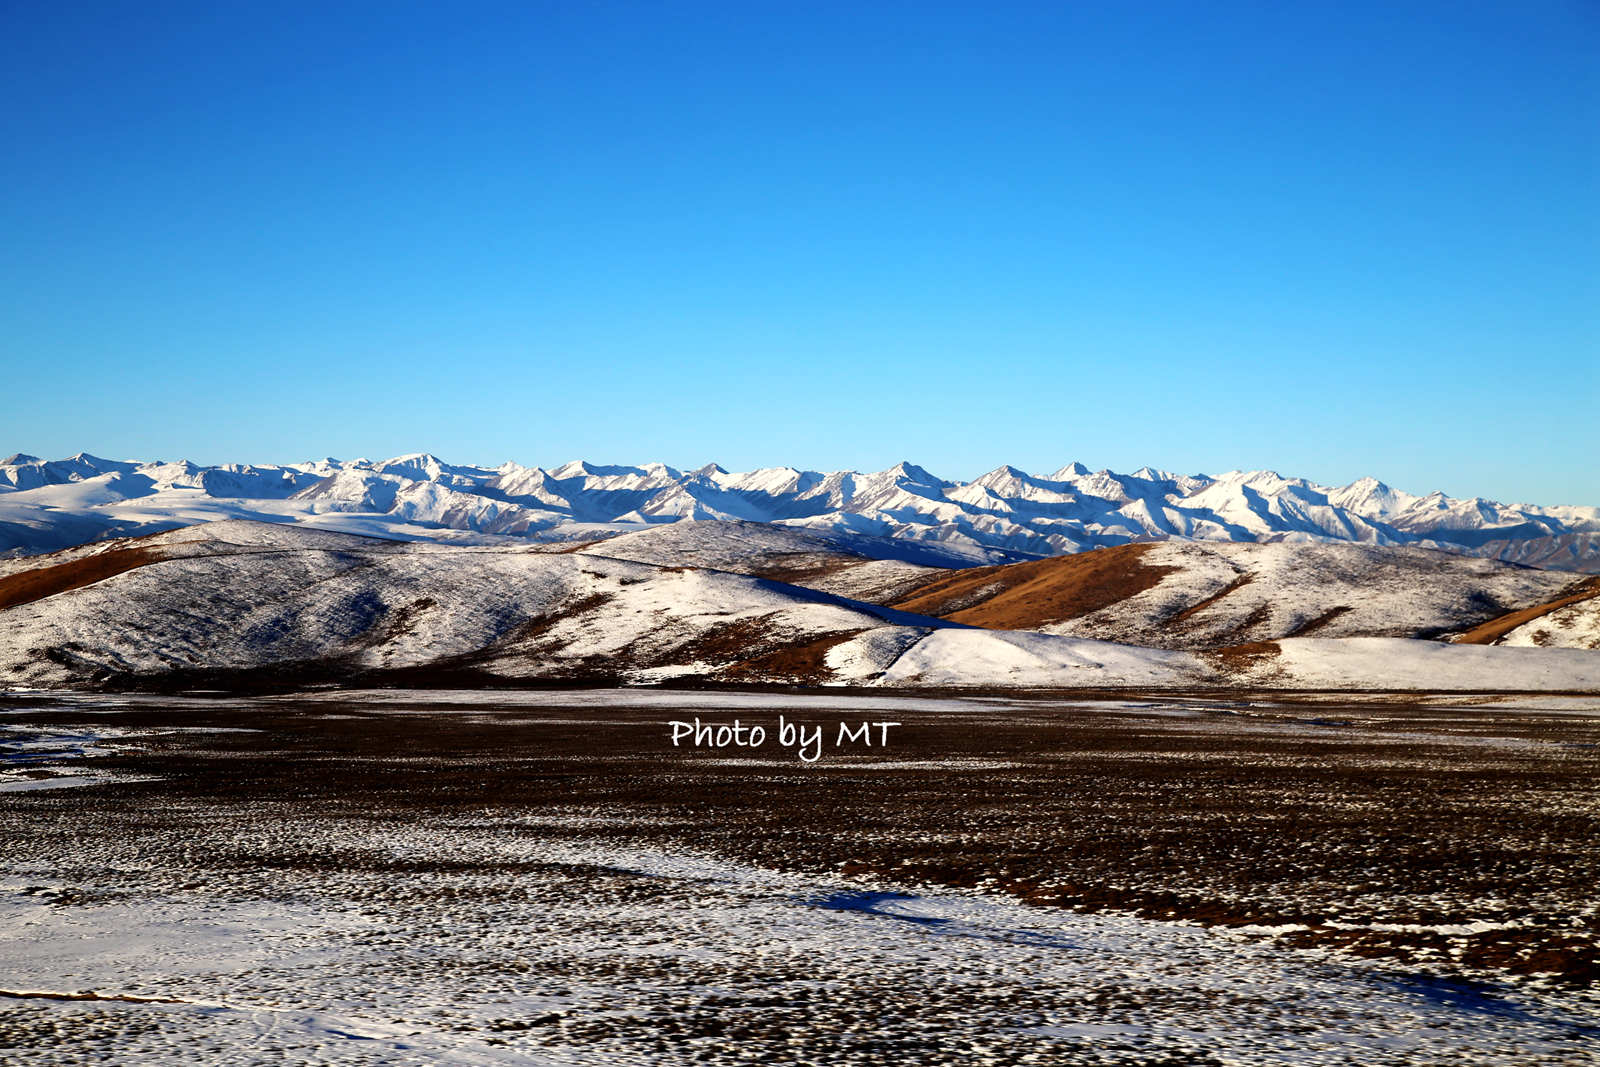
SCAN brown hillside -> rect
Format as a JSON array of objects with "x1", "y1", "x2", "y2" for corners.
[
  {"x1": 0, "y1": 546, "x2": 167, "y2": 611},
  {"x1": 1452, "y1": 576, "x2": 1600, "y2": 646},
  {"x1": 888, "y1": 542, "x2": 1175, "y2": 630}
]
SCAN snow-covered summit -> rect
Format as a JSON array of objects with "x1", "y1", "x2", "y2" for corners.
[{"x1": 1, "y1": 451, "x2": 1596, "y2": 571}]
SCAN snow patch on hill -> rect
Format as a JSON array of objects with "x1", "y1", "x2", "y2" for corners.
[
  {"x1": 1037, "y1": 541, "x2": 1579, "y2": 648},
  {"x1": 1256, "y1": 638, "x2": 1600, "y2": 692},
  {"x1": 1498, "y1": 596, "x2": 1600, "y2": 651}
]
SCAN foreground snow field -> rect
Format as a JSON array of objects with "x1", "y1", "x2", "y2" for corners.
[
  {"x1": 3, "y1": 690, "x2": 1597, "y2": 1065},
  {"x1": 5, "y1": 838, "x2": 1597, "y2": 1066}
]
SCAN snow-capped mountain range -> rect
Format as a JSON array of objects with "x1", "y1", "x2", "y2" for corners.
[{"x1": 2, "y1": 451, "x2": 1597, "y2": 570}]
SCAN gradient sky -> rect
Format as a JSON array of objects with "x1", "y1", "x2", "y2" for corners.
[{"x1": 2, "y1": 1, "x2": 1595, "y2": 505}]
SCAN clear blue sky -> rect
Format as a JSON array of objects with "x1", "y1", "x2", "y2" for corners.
[{"x1": 2, "y1": 1, "x2": 1595, "y2": 505}]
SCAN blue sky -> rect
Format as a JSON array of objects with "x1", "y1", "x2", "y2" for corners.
[{"x1": 2, "y1": 1, "x2": 1595, "y2": 505}]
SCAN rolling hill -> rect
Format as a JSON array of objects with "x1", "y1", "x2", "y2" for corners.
[
  {"x1": 878, "y1": 540, "x2": 1586, "y2": 648},
  {"x1": 2, "y1": 520, "x2": 1596, "y2": 692}
]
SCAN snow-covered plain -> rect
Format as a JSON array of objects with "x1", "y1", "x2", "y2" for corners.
[
  {"x1": 3, "y1": 689, "x2": 1599, "y2": 1065},
  {"x1": 4, "y1": 451, "x2": 1597, "y2": 570},
  {"x1": 5, "y1": 836, "x2": 1597, "y2": 1066},
  {"x1": 0, "y1": 722, "x2": 156, "y2": 792}
]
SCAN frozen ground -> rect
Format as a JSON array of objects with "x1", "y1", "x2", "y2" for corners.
[
  {"x1": 4, "y1": 834, "x2": 1598, "y2": 1066},
  {"x1": 2, "y1": 690, "x2": 1598, "y2": 1065}
]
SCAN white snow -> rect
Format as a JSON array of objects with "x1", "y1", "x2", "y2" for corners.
[
  {"x1": 1040, "y1": 540, "x2": 1580, "y2": 649},
  {"x1": 2, "y1": 827, "x2": 1595, "y2": 1065},
  {"x1": 856, "y1": 629, "x2": 1207, "y2": 688},
  {"x1": 1259, "y1": 638, "x2": 1600, "y2": 692},
  {"x1": 1498, "y1": 595, "x2": 1600, "y2": 650},
  {"x1": 4, "y1": 452, "x2": 1596, "y2": 571}
]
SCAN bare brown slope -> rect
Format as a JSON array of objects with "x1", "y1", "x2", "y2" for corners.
[
  {"x1": 888, "y1": 542, "x2": 1176, "y2": 630},
  {"x1": 1452, "y1": 576, "x2": 1600, "y2": 646},
  {"x1": 745, "y1": 554, "x2": 864, "y2": 587},
  {"x1": 1166, "y1": 574, "x2": 1252, "y2": 627},
  {"x1": 0, "y1": 546, "x2": 167, "y2": 611}
]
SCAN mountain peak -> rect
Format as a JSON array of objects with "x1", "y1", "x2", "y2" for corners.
[
  {"x1": 1, "y1": 453, "x2": 40, "y2": 466},
  {"x1": 885, "y1": 461, "x2": 942, "y2": 485},
  {"x1": 551, "y1": 459, "x2": 597, "y2": 479},
  {"x1": 973, "y1": 464, "x2": 1033, "y2": 488}
]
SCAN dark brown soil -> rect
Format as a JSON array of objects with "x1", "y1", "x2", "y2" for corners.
[
  {"x1": 888, "y1": 543, "x2": 1175, "y2": 628},
  {"x1": 1203, "y1": 641, "x2": 1284, "y2": 677},
  {"x1": 747, "y1": 554, "x2": 867, "y2": 587},
  {"x1": 6, "y1": 690, "x2": 1597, "y2": 987},
  {"x1": 1166, "y1": 573, "x2": 1253, "y2": 626},
  {"x1": 718, "y1": 628, "x2": 871, "y2": 682},
  {"x1": 1287, "y1": 605, "x2": 1355, "y2": 637}
]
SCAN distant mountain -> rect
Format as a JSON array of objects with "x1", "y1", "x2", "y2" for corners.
[{"x1": 2, "y1": 452, "x2": 1597, "y2": 571}]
